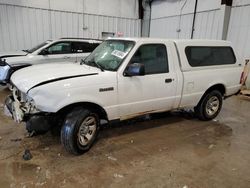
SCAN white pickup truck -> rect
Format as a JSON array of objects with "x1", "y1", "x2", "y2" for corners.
[{"x1": 4, "y1": 38, "x2": 242, "y2": 155}]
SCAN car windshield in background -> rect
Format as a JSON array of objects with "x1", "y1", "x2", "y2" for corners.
[
  {"x1": 27, "y1": 40, "x2": 52, "y2": 53},
  {"x1": 82, "y1": 40, "x2": 135, "y2": 71}
]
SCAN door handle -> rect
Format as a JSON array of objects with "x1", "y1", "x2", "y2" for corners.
[
  {"x1": 63, "y1": 56, "x2": 70, "y2": 59},
  {"x1": 165, "y1": 78, "x2": 173, "y2": 83}
]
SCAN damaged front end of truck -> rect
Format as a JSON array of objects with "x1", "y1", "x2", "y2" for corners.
[{"x1": 4, "y1": 86, "x2": 55, "y2": 134}]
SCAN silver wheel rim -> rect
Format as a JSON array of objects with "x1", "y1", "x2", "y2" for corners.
[
  {"x1": 206, "y1": 96, "x2": 220, "y2": 116},
  {"x1": 78, "y1": 116, "x2": 97, "y2": 146}
]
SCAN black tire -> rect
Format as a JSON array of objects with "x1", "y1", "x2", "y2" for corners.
[
  {"x1": 60, "y1": 107, "x2": 100, "y2": 155},
  {"x1": 194, "y1": 90, "x2": 223, "y2": 121}
]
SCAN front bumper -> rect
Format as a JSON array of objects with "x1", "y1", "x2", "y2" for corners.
[{"x1": 4, "y1": 95, "x2": 54, "y2": 133}]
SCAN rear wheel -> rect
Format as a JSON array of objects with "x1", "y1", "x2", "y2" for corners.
[
  {"x1": 60, "y1": 107, "x2": 100, "y2": 155},
  {"x1": 194, "y1": 90, "x2": 223, "y2": 121}
]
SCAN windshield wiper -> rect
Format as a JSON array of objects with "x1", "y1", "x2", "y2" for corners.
[{"x1": 81, "y1": 59, "x2": 104, "y2": 72}]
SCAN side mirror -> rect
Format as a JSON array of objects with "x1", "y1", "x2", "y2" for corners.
[
  {"x1": 40, "y1": 48, "x2": 49, "y2": 55},
  {"x1": 124, "y1": 63, "x2": 145, "y2": 77},
  {"x1": 0, "y1": 58, "x2": 6, "y2": 66}
]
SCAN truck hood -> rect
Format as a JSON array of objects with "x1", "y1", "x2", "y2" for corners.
[
  {"x1": 11, "y1": 63, "x2": 100, "y2": 93},
  {"x1": 0, "y1": 50, "x2": 27, "y2": 58}
]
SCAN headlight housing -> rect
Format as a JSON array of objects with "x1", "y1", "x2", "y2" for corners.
[
  {"x1": 26, "y1": 97, "x2": 39, "y2": 113},
  {"x1": 12, "y1": 87, "x2": 40, "y2": 114}
]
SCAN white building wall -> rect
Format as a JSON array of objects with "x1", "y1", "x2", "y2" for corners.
[
  {"x1": 150, "y1": 0, "x2": 222, "y2": 39},
  {"x1": 227, "y1": 0, "x2": 250, "y2": 59},
  {"x1": 0, "y1": 0, "x2": 140, "y2": 51},
  {"x1": 150, "y1": 0, "x2": 250, "y2": 62}
]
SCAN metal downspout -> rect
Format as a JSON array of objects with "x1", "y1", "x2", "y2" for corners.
[
  {"x1": 191, "y1": 0, "x2": 198, "y2": 39},
  {"x1": 148, "y1": 0, "x2": 152, "y2": 37}
]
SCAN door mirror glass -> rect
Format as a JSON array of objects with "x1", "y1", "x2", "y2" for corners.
[
  {"x1": 40, "y1": 48, "x2": 49, "y2": 55},
  {"x1": 124, "y1": 63, "x2": 145, "y2": 76}
]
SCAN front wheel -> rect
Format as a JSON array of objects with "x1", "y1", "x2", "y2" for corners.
[
  {"x1": 194, "y1": 90, "x2": 223, "y2": 121},
  {"x1": 61, "y1": 107, "x2": 100, "y2": 155}
]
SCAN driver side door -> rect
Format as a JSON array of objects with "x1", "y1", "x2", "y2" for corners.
[{"x1": 117, "y1": 42, "x2": 177, "y2": 119}]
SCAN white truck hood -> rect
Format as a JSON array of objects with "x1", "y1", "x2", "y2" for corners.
[
  {"x1": 0, "y1": 50, "x2": 27, "y2": 58},
  {"x1": 11, "y1": 63, "x2": 100, "y2": 93}
]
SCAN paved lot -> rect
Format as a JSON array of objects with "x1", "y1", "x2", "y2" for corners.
[{"x1": 0, "y1": 86, "x2": 250, "y2": 188}]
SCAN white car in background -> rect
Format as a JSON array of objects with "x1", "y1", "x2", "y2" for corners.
[{"x1": 0, "y1": 38, "x2": 102, "y2": 85}]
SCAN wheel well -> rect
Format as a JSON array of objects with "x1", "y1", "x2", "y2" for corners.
[
  {"x1": 205, "y1": 84, "x2": 226, "y2": 96},
  {"x1": 57, "y1": 102, "x2": 108, "y2": 120},
  {"x1": 197, "y1": 84, "x2": 226, "y2": 106}
]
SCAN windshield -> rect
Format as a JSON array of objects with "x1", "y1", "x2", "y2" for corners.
[
  {"x1": 82, "y1": 40, "x2": 135, "y2": 71},
  {"x1": 26, "y1": 40, "x2": 52, "y2": 53}
]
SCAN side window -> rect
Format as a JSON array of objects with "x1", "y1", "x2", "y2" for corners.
[
  {"x1": 47, "y1": 42, "x2": 71, "y2": 54},
  {"x1": 72, "y1": 42, "x2": 100, "y2": 53},
  {"x1": 185, "y1": 46, "x2": 236, "y2": 67},
  {"x1": 130, "y1": 44, "x2": 169, "y2": 75}
]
